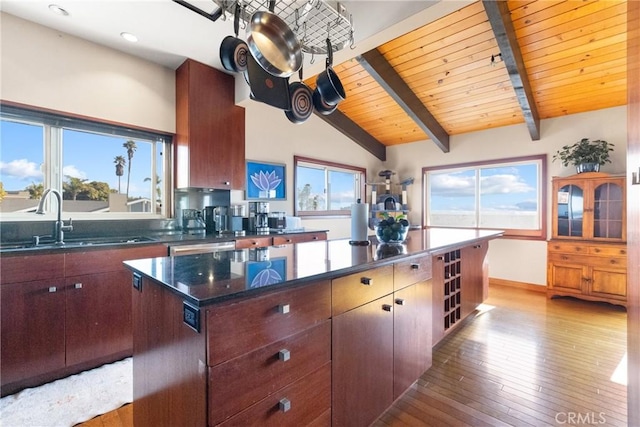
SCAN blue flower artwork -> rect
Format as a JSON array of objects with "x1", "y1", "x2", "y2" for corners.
[
  {"x1": 246, "y1": 160, "x2": 286, "y2": 200},
  {"x1": 246, "y1": 258, "x2": 287, "y2": 289}
]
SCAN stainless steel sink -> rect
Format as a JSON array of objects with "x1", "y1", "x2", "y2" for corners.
[{"x1": 0, "y1": 236, "x2": 157, "y2": 251}]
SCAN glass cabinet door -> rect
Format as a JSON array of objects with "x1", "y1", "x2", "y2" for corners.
[
  {"x1": 593, "y1": 182, "x2": 623, "y2": 238},
  {"x1": 557, "y1": 184, "x2": 583, "y2": 237}
]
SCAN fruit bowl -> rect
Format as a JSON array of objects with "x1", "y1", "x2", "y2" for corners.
[{"x1": 374, "y1": 216, "x2": 409, "y2": 244}]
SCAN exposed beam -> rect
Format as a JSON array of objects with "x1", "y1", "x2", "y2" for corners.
[
  {"x1": 314, "y1": 109, "x2": 386, "y2": 161},
  {"x1": 483, "y1": 0, "x2": 540, "y2": 141},
  {"x1": 357, "y1": 49, "x2": 450, "y2": 153}
]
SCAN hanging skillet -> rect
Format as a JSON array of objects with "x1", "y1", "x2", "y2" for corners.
[
  {"x1": 220, "y1": 2, "x2": 248, "y2": 73},
  {"x1": 247, "y1": 0, "x2": 302, "y2": 78},
  {"x1": 315, "y1": 38, "x2": 346, "y2": 106}
]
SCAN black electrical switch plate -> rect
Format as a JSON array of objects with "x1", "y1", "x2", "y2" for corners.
[
  {"x1": 132, "y1": 272, "x2": 142, "y2": 291},
  {"x1": 183, "y1": 302, "x2": 200, "y2": 333}
]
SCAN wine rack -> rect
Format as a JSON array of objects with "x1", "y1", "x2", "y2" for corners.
[{"x1": 441, "y1": 249, "x2": 461, "y2": 331}]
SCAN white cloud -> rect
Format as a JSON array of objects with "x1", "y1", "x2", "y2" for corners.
[
  {"x1": 481, "y1": 174, "x2": 534, "y2": 195},
  {"x1": 63, "y1": 165, "x2": 87, "y2": 180},
  {"x1": 430, "y1": 174, "x2": 475, "y2": 196},
  {"x1": 0, "y1": 159, "x2": 42, "y2": 180}
]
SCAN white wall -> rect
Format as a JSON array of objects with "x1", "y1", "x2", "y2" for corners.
[
  {"x1": 3, "y1": 12, "x2": 629, "y2": 286},
  {"x1": 385, "y1": 108, "x2": 628, "y2": 285},
  {"x1": 0, "y1": 13, "x2": 175, "y2": 133}
]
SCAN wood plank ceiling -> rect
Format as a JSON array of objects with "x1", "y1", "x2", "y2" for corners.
[{"x1": 306, "y1": 0, "x2": 627, "y2": 160}]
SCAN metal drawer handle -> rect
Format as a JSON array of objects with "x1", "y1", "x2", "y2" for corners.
[
  {"x1": 278, "y1": 349, "x2": 291, "y2": 362},
  {"x1": 395, "y1": 298, "x2": 405, "y2": 306},
  {"x1": 48, "y1": 286, "x2": 57, "y2": 293},
  {"x1": 278, "y1": 304, "x2": 290, "y2": 314},
  {"x1": 74, "y1": 283, "x2": 83, "y2": 289},
  {"x1": 382, "y1": 304, "x2": 393, "y2": 312},
  {"x1": 410, "y1": 263, "x2": 420, "y2": 270},
  {"x1": 279, "y1": 398, "x2": 291, "y2": 413},
  {"x1": 360, "y1": 277, "x2": 372, "y2": 286},
  {"x1": 312, "y1": 236, "x2": 318, "y2": 240},
  {"x1": 286, "y1": 239, "x2": 292, "y2": 243},
  {"x1": 223, "y1": 181, "x2": 230, "y2": 185}
]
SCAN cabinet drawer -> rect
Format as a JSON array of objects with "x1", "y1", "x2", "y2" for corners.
[
  {"x1": 206, "y1": 280, "x2": 331, "y2": 366},
  {"x1": 547, "y1": 242, "x2": 588, "y2": 254},
  {"x1": 217, "y1": 363, "x2": 331, "y2": 427},
  {"x1": 588, "y1": 245, "x2": 627, "y2": 257},
  {"x1": 332, "y1": 265, "x2": 394, "y2": 316},
  {"x1": 394, "y1": 255, "x2": 432, "y2": 291},
  {"x1": 548, "y1": 252, "x2": 626, "y2": 269},
  {"x1": 65, "y1": 245, "x2": 167, "y2": 276},
  {"x1": 272, "y1": 232, "x2": 327, "y2": 245},
  {"x1": 209, "y1": 321, "x2": 330, "y2": 425},
  {"x1": 1, "y1": 253, "x2": 65, "y2": 284},
  {"x1": 235, "y1": 237, "x2": 273, "y2": 249}
]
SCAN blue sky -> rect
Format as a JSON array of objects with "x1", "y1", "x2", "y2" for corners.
[
  {"x1": 1, "y1": 120, "x2": 158, "y2": 199},
  {"x1": 429, "y1": 164, "x2": 539, "y2": 212},
  {"x1": 296, "y1": 166, "x2": 355, "y2": 209}
]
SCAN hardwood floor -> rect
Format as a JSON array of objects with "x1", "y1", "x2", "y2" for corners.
[{"x1": 78, "y1": 285, "x2": 627, "y2": 426}]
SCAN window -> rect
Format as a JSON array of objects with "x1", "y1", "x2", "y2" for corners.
[
  {"x1": 0, "y1": 104, "x2": 171, "y2": 218},
  {"x1": 424, "y1": 155, "x2": 546, "y2": 239},
  {"x1": 294, "y1": 156, "x2": 366, "y2": 216}
]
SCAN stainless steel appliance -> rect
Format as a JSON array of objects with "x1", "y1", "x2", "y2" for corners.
[
  {"x1": 169, "y1": 240, "x2": 235, "y2": 256},
  {"x1": 182, "y1": 209, "x2": 206, "y2": 235},
  {"x1": 248, "y1": 202, "x2": 270, "y2": 235}
]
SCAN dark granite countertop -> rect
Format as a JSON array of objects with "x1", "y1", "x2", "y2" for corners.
[{"x1": 124, "y1": 228, "x2": 503, "y2": 306}]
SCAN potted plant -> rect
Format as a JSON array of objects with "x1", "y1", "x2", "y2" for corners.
[{"x1": 552, "y1": 138, "x2": 614, "y2": 173}]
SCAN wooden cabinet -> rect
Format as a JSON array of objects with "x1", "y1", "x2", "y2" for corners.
[
  {"x1": 235, "y1": 236, "x2": 273, "y2": 249},
  {"x1": 461, "y1": 242, "x2": 488, "y2": 318},
  {"x1": 0, "y1": 244, "x2": 167, "y2": 395},
  {"x1": 272, "y1": 232, "x2": 327, "y2": 245},
  {"x1": 175, "y1": 58, "x2": 245, "y2": 190},
  {"x1": 548, "y1": 173, "x2": 627, "y2": 306}
]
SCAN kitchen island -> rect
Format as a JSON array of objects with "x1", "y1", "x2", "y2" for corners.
[{"x1": 124, "y1": 228, "x2": 502, "y2": 426}]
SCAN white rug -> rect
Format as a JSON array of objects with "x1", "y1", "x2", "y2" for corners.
[{"x1": 0, "y1": 357, "x2": 132, "y2": 427}]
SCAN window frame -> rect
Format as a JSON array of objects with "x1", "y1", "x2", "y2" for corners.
[
  {"x1": 293, "y1": 155, "x2": 366, "y2": 217},
  {"x1": 423, "y1": 154, "x2": 547, "y2": 240},
  {"x1": 0, "y1": 102, "x2": 173, "y2": 220}
]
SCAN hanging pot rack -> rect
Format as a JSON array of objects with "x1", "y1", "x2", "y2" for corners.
[{"x1": 213, "y1": 0, "x2": 354, "y2": 55}]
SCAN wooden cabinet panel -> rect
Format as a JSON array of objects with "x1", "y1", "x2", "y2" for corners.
[
  {"x1": 331, "y1": 265, "x2": 394, "y2": 316},
  {"x1": 548, "y1": 263, "x2": 586, "y2": 293},
  {"x1": 65, "y1": 270, "x2": 133, "y2": 366},
  {"x1": 0, "y1": 253, "x2": 65, "y2": 284},
  {"x1": 591, "y1": 267, "x2": 627, "y2": 298},
  {"x1": 1, "y1": 278, "x2": 66, "y2": 390},
  {"x1": 461, "y1": 243, "x2": 488, "y2": 318},
  {"x1": 272, "y1": 232, "x2": 327, "y2": 245},
  {"x1": 65, "y1": 245, "x2": 167, "y2": 276},
  {"x1": 393, "y1": 281, "x2": 432, "y2": 399},
  {"x1": 209, "y1": 321, "x2": 330, "y2": 425},
  {"x1": 206, "y1": 280, "x2": 331, "y2": 366},
  {"x1": 332, "y1": 294, "x2": 394, "y2": 427},
  {"x1": 235, "y1": 236, "x2": 273, "y2": 249},
  {"x1": 175, "y1": 58, "x2": 245, "y2": 189},
  {"x1": 393, "y1": 254, "x2": 432, "y2": 291},
  {"x1": 218, "y1": 363, "x2": 331, "y2": 427}
]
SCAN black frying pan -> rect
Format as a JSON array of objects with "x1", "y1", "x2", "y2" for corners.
[{"x1": 220, "y1": 3, "x2": 248, "y2": 73}]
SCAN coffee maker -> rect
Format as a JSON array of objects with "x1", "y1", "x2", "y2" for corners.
[{"x1": 248, "y1": 202, "x2": 269, "y2": 235}]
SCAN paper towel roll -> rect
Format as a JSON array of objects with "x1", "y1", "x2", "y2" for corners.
[{"x1": 350, "y1": 202, "x2": 369, "y2": 242}]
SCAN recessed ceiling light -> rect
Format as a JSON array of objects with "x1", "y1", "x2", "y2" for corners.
[
  {"x1": 48, "y1": 4, "x2": 69, "y2": 16},
  {"x1": 120, "y1": 32, "x2": 138, "y2": 43}
]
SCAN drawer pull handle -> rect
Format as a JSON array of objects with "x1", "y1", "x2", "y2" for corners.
[
  {"x1": 278, "y1": 304, "x2": 290, "y2": 314},
  {"x1": 279, "y1": 398, "x2": 291, "y2": 413},
  {"x1": 312, "y1": 236, "x2": 318, "y2": 240},
  {"x1": 561, "y1": 256, "x2": 568, "y2": 260},
  {"x1": 395, "y1": 298, "x2": 405, "y2": 306},
  {"x1": 410, "y1": 263, "x2": 420, "y2": 270},
  {"x1": 48, "y1": 286, "x2": 57, "y2": 293},
  {"x1": 278, "y1": 349, "x2": 291, "y2": 362},
  {"x1": 223, "y1": 181, "x2": 230, "y2": 185},
  {"x1": 593, "y1": 248, "x2": 600, "y2": 253},
  {"x1": 360, "y1": 277, "x2": 372, "y2": 286},
  {"x1": 382, "y1": 304, "x2": 393, "y2": 312},
  {"x1": 286, "y1": 239, "x2": 292, "y2": 243},
  {"x1": 74, "y1": 283, "x2": 83, "y2": 289},
  {"x1": 436, "y1": 256, "x2": 444, "y2": 261}
]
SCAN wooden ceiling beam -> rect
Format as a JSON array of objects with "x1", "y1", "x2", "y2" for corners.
[
  {"x1": 313, "y1": 109, "x2": 387, "y2": 161},
  {"x1": 483, "y1": 0, "x2": 541, "y2": 141},
  {"x1": 357, "y1": 49, "x2": 450, "y2": 153}
]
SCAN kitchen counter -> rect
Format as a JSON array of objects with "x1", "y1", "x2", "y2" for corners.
[{"x1": 124, "y1": 228, "x2": 503, "y2": 306}]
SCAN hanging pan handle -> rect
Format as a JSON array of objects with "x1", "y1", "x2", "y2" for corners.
[
  {"x1": 325, "y1": 38, "x2": 332, "y2": 68},
  {"x1": 269, "y1": 0, "x2": 275, "y2": 12},
  {"x1": 233, "y1": 2, "x2": 241, "y2": 36}
]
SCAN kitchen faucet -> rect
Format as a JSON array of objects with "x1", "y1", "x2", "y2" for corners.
[{"x1": 35, "y1": 188, "x2": 73, "y2": 245}]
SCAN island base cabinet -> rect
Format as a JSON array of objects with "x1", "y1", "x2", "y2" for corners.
[
  {"x1": 217, "y1": 363, "x2": 331, "y2": 427},
  {"x1": 332, "y1": 295, "x2": 394, "y2": 427},
  {"x1": 132, "y1": 277, "x2": 207, "y2": 427},
  {"x1": 393, "y1": 280, "x2": 433, "y2": 399}
]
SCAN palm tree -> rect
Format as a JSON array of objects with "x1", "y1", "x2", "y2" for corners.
[
  {"x1": 123, "y1": 140, "x2": 137, "y2": 199},
  {"x1": 114, "y1": 155, "x2": 126, "y2": 193}
]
